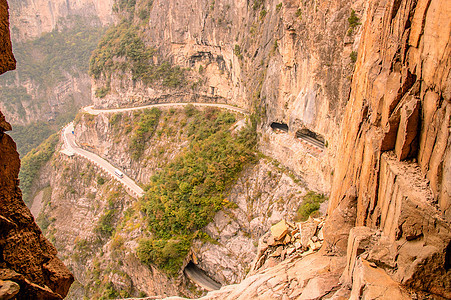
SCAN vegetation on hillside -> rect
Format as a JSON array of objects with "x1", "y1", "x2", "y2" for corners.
[
  {"x1": 0, "y1": 19, "x2": 104, "y2": 158},
  {"x1": 2, "y1": 19, "x2": 104, "y2": 86},
  {"x1": 295, "y1": 191, "x2": 328, "y2": 221},
  {"x1": 89, "y1": 21, "x2": 186, "y2": 90},
  {"x1": 137, "y1": 107, "x2": 257, "y2": 275},
  {"x1": 129, "y1": 108, "x2": 161, "y2": 159},
  {"x1": 19, "y1": 134, "x2": 59, "y2": 205}
]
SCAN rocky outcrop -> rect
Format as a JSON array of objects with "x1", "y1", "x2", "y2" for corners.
[
  {"x1": 91, "y1": 0, "x2": 364, "y2": 194},
  {"x1": 0, "y1": 0, "x2": 15, "y2": 74},
  {"x1": 0, "y1": 1, "x2": 74, "y2": 298},
  {"x1": 326, "y1": 0, "x2": 450, "y2": 297}
]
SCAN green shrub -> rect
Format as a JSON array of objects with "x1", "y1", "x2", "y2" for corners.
[
  {"x1": 348, "y1": 9, "x2": 360, "y2": 28},
  {"x1": 234, "y1": 44, "x2": 243, "y2": 60},
  {"x1": 19, "y1": 134, "x2": 59, "y2": 204},
  {"x1": 139, "y1": 108, "x2": 256, "y2": 275},
  {"x1": 89, "y1": 22, "x2": 186, "y2": 88},
  {"x1": 347, "y1": 9, "x2": 360, "y2": 35},
  {"x1": 295, "y1": 191, "x2": 328, "y2": 221},
  {"x1": 97, "y1": 177, "x2": 106, "y2": 185},
  {"x1": 95, "y1": 86, "x2": 110, "y2": 98},
  {"x1": 295, "y1": 8, "x2": 302, "y2": 19},
  {"x1": 129, "y1": 108, "x2": 161, "y2": 159},
  {"x1": 252, "y1": 0, "x2": 264, "y2": 11},
  {"x1": 350, "y1": 51, "x2": 357, "y2": 63},
  {"x1": 276, "y1": 3, "x2": 282, "y2": 12},
  {"x1": 137, "y1": 237, "x2": 191, "y2": 276}
]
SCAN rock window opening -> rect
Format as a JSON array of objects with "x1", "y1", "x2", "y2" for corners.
[{"x1": 270, "y1": 122, "x2": 289, "y2": 133}]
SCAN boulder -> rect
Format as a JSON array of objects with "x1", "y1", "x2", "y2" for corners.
[
  {"x1": 349, "y1": 259, "x2": 411, "y2": 300},
  {"x1": 270, "y1": 220, "x2": 289, "y2": 241}
]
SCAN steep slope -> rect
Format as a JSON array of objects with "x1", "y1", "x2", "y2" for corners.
[
  {"x1": 0, "y1": 1, "x2": 74, "y2": 299},
  {"x1": 89, "y1": 0, "x2": 364, "y2": 193},
  {"x1": 30, "y1": 106, "x2": 312, "y2": 298},
  {"x1": 325, "y1": 0, "x2": 450, "y2": 296},
  {"x1": 0, "y1": 0, "x2": 110, "y2": 158},
  {"x1": 7, "y1": 0, "x2": 114, "y2": 41}
]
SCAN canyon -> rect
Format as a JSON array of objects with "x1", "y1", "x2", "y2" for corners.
[{"x1": 0, "y1": 0, "x2": 450, "y2": 299}]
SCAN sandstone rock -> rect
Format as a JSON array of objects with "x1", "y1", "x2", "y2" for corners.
[
  {"x1": 341, "y1": 226, "x2": 379, "y2": 285},
  {"x1": 327, "y1": 0, "x2": 450, "y2": 297},
  {"x1": 395, "y1": 97, "x2": 420, "y2": 160},
  {"x1": 350, "y1": 259, "x2": 411, "y2": 300},
  {"x1": 324, "y1": 187, "x2": 357, "y2": 256},
  {"x1": 298, "y1": 274, "x2": 340, "y2": 300},
  {"x1": 295, "y1": 241, "x2": 302, "y2": 250},
  {"x1": 0, "y1": 280, "x2": 19, "y2": 300},
  {"x1": 287, "y1": 247, "x2": 296, "y2": 256},
  {"x1": 269, "y1": 246, "x2": 284, "y2": 258},
  {"x1": 283, "y1": 234, "x2": 291, "y2": 245},
  {"x1": 300, "y1": 221, "x2": 318, "y2": 248},
  {"x1": 270, "y1": 220, "x2": 289, "y2": 241}
]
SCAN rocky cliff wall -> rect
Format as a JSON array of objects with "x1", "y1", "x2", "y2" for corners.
[
  {"x1": 325, "y1": 0, "x2": 450, "y2": 297},
  {"x1": 0, "y1": 0, "x2": 15, "y2": 74},
  {"x1": 91, "y1": 0, "x2": 365, "y2": 193},
  {"x1": 7, "y1": 0, "x2": 114, "y2": 41},
  {"x1": 0, "y1": 1, "x2": 74, "y2": 298}
]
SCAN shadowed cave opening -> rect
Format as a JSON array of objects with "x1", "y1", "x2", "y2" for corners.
[{"x1": 270, "y1": 122, "x2": 289, "y2": 133}]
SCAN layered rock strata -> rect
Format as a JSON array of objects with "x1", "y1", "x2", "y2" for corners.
[
  {"x1": 325, "y1": 0, "x2": 450, "y2": 297},
  {"x1": 0, "y1": 1, "x2": 74, "y2": 298}
]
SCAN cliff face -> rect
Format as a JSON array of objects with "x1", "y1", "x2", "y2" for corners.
[
  {"x1": 325, "y1": 0, "x2": 450, "y2": 297},
  {"x1": 7, "y1": 0, "x2": 114, "y2": 41},
  {"x1": 0, "y1": 1, "x2": 74, "y2": 299},
  {"x1": 30, "y1": 107, "x2": 310, "y2": 298},
  {"x1": 0, "y1": 0, "x2": 15, "y2": 74},
  {"x1": 91, "y1": 0, "x2": 364, "y2": 193}
]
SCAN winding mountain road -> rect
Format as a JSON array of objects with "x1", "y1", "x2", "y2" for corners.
[
  {"x1": 83, "y1": 102, "x2": 249, "y2": 115},
  {"x1": 61, "y1": 102, "x2": 248, "y2": 290},
  {"x1": 62, "y1": 102, "x2": 249, "y2": 199},
  {"x1": 62, "y1": 123, "x2": 144, "y2": 198}
]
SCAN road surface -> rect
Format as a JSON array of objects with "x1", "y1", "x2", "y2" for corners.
[
  {"x1": 62, "y1": 123, "x2": 144, "y2": 198},
  {"x1": 83, "y1": 102, "x2": 249, "y2": 115},
  {"x1": 184, "y1": 262, "x2": 222, "y2": 291}
]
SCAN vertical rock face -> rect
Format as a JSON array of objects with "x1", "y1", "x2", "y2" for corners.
[
  {"x1": 0, "y1": 0, "x2": 15, "y2": 74},
  {"x1": 326, "y1": 0, "x2": 450, "y2": 297},
  {"x1": 91, "y1": 0, "x2": 363, "y2": 193},
  {"x1": 0, "y1": 1, "x2": 74, "y2": 299},
  {"x1": 7, "y1": 0, "x2": 114, "y2": 41}
]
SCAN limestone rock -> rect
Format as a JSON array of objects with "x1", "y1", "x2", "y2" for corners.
[
  {"x1": 270, "y1": 220, "x2": 289, "y2": 241},
  {"x1": 350, "y1": 259, "x2": 411, "y2": 300}
]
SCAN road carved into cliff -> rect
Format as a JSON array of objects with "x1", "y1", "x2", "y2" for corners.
[
  {"x1": 184, "y1": 262, "x2": 222, "y2": 291},
  {"x1": 63, "y1": 102, "x2": 249, "y2": 198},
  {"x1": 83, "y1": 102, "x2": 249, "y2": 115},
  {"x1": 61, "y1": 102, "x2": 246, "y2": 290},
  {"x1": 62, "y1": 123, "x2": 144, "y2": 198}
]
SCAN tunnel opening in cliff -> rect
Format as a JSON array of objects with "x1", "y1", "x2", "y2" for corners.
[
  {"x1": 270, "y1": 122, "x2": 289, "y2": 133},
  {"x1": 184, "y1": 261, "x2": 222, "y2": 291},
  {"x1": 296, "y1": 128, "x2": 325, "y2": 150}
]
